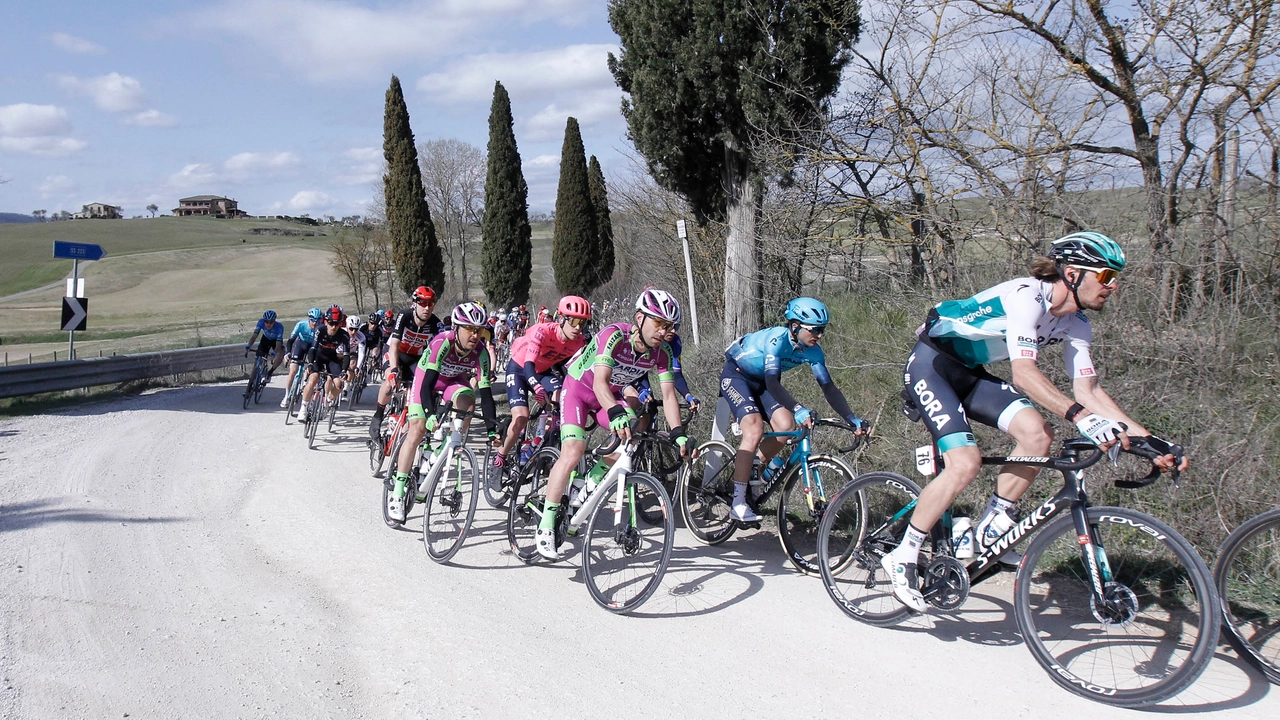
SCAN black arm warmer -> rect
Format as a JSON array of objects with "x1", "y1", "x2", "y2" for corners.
[
  {"x1": 416, "y1": 368, "x2": 440, "y2": 414},
  {"x1": 820, "y1": 379, "x2": 858, "y2": 421},
  {"x1": 672, "y1": 370, "x2": 691, "y2": 398},
  {"x1": 480, "y1": 386, "x2": 497, "y2": 432},
  {"x1": 764, "y1": 372, "x2": 801, "y2": 412}
]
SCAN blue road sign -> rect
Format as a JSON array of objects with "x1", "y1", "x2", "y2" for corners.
[{"x1": 53, "y1": 241, "x2": 106, "y2": 261}]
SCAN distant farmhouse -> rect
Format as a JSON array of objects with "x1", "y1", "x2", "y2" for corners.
[
  {"x1": 73, "y1": 202, "x2": 122, "y2": 220},
  {"x1": 173, "y1": 195, "x2": 248, "y2": 218}
]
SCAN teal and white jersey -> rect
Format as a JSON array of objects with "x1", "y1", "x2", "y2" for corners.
[{"x1": 925, "y1": 277, "x2": 1096, "y2": 379}]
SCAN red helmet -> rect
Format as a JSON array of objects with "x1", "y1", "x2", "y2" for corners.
[
  {"x1": 325, "y1": 305, "x2": 343, "y2": 323},
  {"x1": 557, "y1": 295, "x2": 591, "y2": 320},
  {"x1": 383, "y1": 309, "x2": 394, "y2": 322},
  {"x1": 413, "y1": 286, "x2": 436, "y2": 304}
]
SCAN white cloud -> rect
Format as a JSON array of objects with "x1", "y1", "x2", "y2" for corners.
[
  {"x1": 287, "y1": 190, "x2": 337, "y2": 212},
  {"x1": 336, "y1": 146, "x2": 382, "y2": 185},
  {"x1": 522, "y1": 87, "x2": 624, "y2": 142},
  {"x1": 129, "y1": 109, "x2": 177, "y2": 127},
  {"x1": 0, "y1": 104, "x2": 86, "y2": 157},
  {"x1": 169, "y1": 163, "x2": 220, "y2": 190},
  {"x1": 0, "y1": 104, "x2": 73, "y2": 137},
  {"x1": 419, "y1": 44, "x2": 617, "y2": 104},
  {"x1": 224, "y1": 151, "x2": 300, "y2": 176},
  {"x1": 51, "y1": 32, "x2": 105, "y2": 54},
  {"x1": 204, "y1": 0, "x2": 594, "y2": 81},
  {"x1": 58, "y1": 73, "x2": 146, "y2": 113},
  {"x1": 37, "y1": 175, "x2": 78, "y2": 197}
]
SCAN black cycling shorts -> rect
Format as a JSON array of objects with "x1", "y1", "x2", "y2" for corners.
[
  {"x1": 903, "y1": 340, "x2": 1034, "y2": 453},
  {"x1": 504, "y1": 359, "x2": 564, "y2": 409},
  {"x1": 310, "y1": 352, "x2": 344, "y2": 377},
  {"x1": 256, "y1": 337, "x2": 278, "y2": 357},
  {"x1": 718, "y1": 359, "x2": 785, "y2": 423}
]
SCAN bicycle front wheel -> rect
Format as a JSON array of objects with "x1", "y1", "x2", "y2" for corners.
[
  {"x1": 1015, "y1": 506, "x2": 1219, "y2": 707},
  {"x1": 677, "y1": 440, "x2": 737, "y2": 545},
  {"x1": 582, "y1": 471, "x2": 674, "y2": 613},
  {"x1": 817, "y1": 471, "x2": 922, "y2": 627},
  {"x1": 777, "y1": 454, "x2": 856, "y2": 575},
  {"x1": 1214, "y1": 507, "x2": 1280, "y2": 684},
  {"x1": 423, "y1": 447, "x2": 480, "y2": 563},
  {"x1": 507, "y1": 446, "x2": 559, "y2": 563},
  {"x1": 243, "y1": 365, "x2": 256, "y2": 409}
]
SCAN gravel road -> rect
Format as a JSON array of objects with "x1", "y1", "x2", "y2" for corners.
[{"x1": 1, "y1": 382, "x2": 1276, "y2": 719}]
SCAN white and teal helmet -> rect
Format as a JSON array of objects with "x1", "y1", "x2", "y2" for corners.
[{"x1": 1050, "y1": 232, "x2": 1126, "y2": 271}]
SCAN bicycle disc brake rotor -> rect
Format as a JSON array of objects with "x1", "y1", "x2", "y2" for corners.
[
  {"x1": 615, "y1": 526, "x2": 641, "y2": 554},
  {"x1": 1089, "y1": 581, "x2": 1139, "y2": 626},
  {"x1": 922, "y1": 556, "x2": 970, "y2": 610}
]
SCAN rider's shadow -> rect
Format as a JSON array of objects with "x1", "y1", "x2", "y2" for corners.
[{"x1": 904, "y1": 582, "x2": 1025, "y2": 647}]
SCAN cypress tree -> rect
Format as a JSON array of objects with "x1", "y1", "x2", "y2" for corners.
[
  {"x1": 609, "y1": 0, "x2": 859, "y2": 339},
  {"x1": 552, "y1": 117, "x2": 598, "y2": 297},
  {"x1": 587, "y1": 155, "x2": 614, "y2": 288},
  {"x1": 481, "y1": 81, "x2": 533, "y2": 308},
  {"x1": 383, "y1": 75, "x2": 444, "y2": 297}
]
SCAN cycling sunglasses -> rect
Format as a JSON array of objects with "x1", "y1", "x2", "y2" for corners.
[
  {"x1": 414, "y1": 298, "x2": 436, "y2": 307},
  {"x1": 646, "y1": 316, "x2": 675, "y2": 332},
  {"x1": 563, "y1": 317, "x2": 589, "y2": 329},
  {"x1": 1072, "y1": 265, "x2": 1120, "y2": 287},
  {"x1": 800, "y1": 324, "x2": 827, "y2": 336}
]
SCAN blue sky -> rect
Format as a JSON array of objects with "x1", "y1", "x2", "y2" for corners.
[{"x1": 0, "y1": 0, "x2": 629, "y2": 218}]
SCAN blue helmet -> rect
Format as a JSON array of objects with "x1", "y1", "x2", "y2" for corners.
[
  {"x1": 785, "y1": 297, "x2": 829, "y2": 326},
  {"x1": 307, "y1": 307, "x2": 323, "y2": 321},
  {"x1": 262, "y1": 310, "x2": 277, "y2": 322}
]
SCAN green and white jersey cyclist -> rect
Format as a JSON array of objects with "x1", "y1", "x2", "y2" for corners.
[{"x1": 884, "y1": 231, "x2": 1187, "y2": 613}]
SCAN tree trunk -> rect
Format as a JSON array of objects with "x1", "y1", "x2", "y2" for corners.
[
  {"x1": 722, "y1": 141, "x2": 762, "y2": 342},
  {"x1": 456, "y1": 227, "x2": 470, "y2": 300}
]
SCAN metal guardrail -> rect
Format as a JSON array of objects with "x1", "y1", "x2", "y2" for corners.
[{"x1": 0, "y1": 344, "x2": 247, "y2": 399}]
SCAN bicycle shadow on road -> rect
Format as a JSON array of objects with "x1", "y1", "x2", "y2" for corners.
[
  {"x1": 1139, "y1": 649, "x2": 1273, "y2": 713},
  {"x1": 0, "y1": 498, "x2": 187, "y2": 533},
  {"x1": 444, "y1": 509, "x2": 575, "y2": 572},
  {"x1": 629, "y1": 529, "x2": 803, "y2": 619}
]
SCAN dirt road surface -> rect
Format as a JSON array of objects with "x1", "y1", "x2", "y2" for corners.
[{"x1": 1, "y1": 383, "x2": 1276, "y2": 719}]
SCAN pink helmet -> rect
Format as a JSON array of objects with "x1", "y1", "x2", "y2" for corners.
[{"x1": 557, "y1": 295, "x2": 592, "y2": 320}]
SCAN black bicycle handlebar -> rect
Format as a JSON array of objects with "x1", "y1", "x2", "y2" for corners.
[
  {"x1": 979, "y1": 436, "x2": 1184, "y2": 487},
  {"x1": 814, "y1": 417, "x2": 867, "y2": 453}
]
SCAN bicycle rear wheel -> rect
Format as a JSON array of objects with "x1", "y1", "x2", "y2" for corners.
[
  {"x1": 582, "y1": 471, "x2": 674, "y2": 613},
  {"x1": 677, "y1": 440, "x2": 737, "y2": 545},
  {"x1": 1016, "y1": 506, "x2": 1219, "y2": 706},
  {"x1": 816, "y1": 471, "x2": 922, "y2": 627},
  {"x1": 481, "y1": 444, "x2": 513, "y2": 509},
  {"x1": 777, "y1": 454, "x2": 856, "y2": 575},
  {"x1": 423, "y1": 447, "x2": 480, "y2": 563},
  {"x1": 327, "y1": 394, "x2": 338, "y2": 434},
  {"x1": 242, "y1": 364, "x2": 256, "y2": 409},
  {"x1": 507, "y1": 446, "x2": 559, "y2": 564},
  {"x1": 1214, "y1": 507, "x2": 1280, "y2": 685},
  {"x1": 306, "y1": 396, "x2": 321, "y2": 449}
]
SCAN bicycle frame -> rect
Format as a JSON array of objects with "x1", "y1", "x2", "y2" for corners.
[
  {"x1": 567, "y1": 441, "x2": 639, "y2": 535},
  {"x1": 413, "y1": 415, "x2": 468, "y2": 497}
]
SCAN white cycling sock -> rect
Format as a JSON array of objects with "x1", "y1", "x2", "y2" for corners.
[
  {"x1": 732, "y1": 481, "x2": 748, "y2": 504},
  {"x1": 892, "y1": 525, "x2": 928, "y2": 565},
  {"x1": 978, "y1": 493, "x2": 1016, "y2": 530}
]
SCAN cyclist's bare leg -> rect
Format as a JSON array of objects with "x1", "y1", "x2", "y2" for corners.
[
  {"x1": 760, "y1": 405, "x2": 796, "y2": 462},
  {"x1": 396, "y1": 417, "x2": 426, "y2": 474},
  {"x1": 456, "y1": 393, "x2": 475, "y2": 435},
  {"x1": 732, "y1": 413, "x2": 765, "y2": 486},
  {"x1": 300, "y1": 370, "x2": 320, "y2": 404},
  {"x1": 545, "y1": 436, "x2": 586, "y2": 505},
  {"x1": 995, "y1": 407, "x2": 1053, "y2": 502},
  {"x1": 907, "y1": 445, "x2": 983, "y2": 535},
  {"x1": 500, "y1": 405, "x2": 530, "y2": 457}
]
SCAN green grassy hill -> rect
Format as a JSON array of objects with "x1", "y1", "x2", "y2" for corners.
[{"x1": 0, "y1": 216, "x2": 333, "y2": 298}]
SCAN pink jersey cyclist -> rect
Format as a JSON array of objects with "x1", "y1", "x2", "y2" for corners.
[
  {"x1": 511, "y1": 321, "x2": 586, "y2": 373},
  {"x1": 409, "y1": 329, "x2": 495, "y2": 422},
  {"x1": 559, "y1": 321, "x2": 674, "y2": 440}
]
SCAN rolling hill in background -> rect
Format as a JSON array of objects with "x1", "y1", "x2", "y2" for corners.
[{"x1": 0, "y1": 213, "x2": 40, "y2": 224}]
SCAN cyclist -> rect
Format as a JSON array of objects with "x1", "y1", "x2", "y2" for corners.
[
  {"x1": 883, "y1": 231, "x2": 1187, "y2": 612},
  {"x1": 627, "y1": 302, "x2": 700, "y2": 421},
  {"x1": 344, "y1": 314, "x2": 367, "y2": 387},
  {"x1": 244, "y1": 310, "x2": 285, "y2": 378},
  {"x1": 720, "y1": 297, "x2": 870, "y2": 524},
  {"x1": 362, "y1": 311, "x2": 384, "y2": 359},
  {"x1": 537, "y1": 305, "x2": 552, "y2": 324},
  {"x1": 280, "y1": 307, "x2": 322, "y2": 408},
  {"x1": 370, "y1": 286, "x2": 443, "y2": 442},
  {"x1": 297, "y1": 305, "x2": 349, "y2": 422},
  {"x1": 386, "y1": 302, "x2": 499, "y2": 522},
  {"x1": 492, "y1": 295, "x2": 592, "y2": 472},
  {"x1": 534, "y1": 289, "x2": 691, "y2": 560}
]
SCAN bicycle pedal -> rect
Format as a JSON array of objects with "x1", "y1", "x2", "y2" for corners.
[{"x1": 736, "y1": 520, "x2": 762, "y2": 530}]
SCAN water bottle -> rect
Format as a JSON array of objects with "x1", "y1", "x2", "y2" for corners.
[
  {"x1": 748, "y1": 458, "x2": 766, "y2": 497},
  {"x1": 534, "y1": 414, "x2": 547, "y2": 443},
  {"x1": 585, "y1": 459, "x2": 609, "y2": 493},
  {"x1": 518, "y1": 438, "x2": 534, "y2": 464},
  {"x1": 952, "y1": 517, "x2": 975, "y2": 559},
  {"x1": 568, "y1": 472, "x2": 586, "y2": 509}
]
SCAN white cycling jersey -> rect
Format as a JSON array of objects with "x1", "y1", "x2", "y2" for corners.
[{"x1": 924, "y1": 277, "x2": 1096, "y2": 379}]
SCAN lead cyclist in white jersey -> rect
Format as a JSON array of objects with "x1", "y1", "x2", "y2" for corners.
[{"x1": 884, "y1": 232, "x2": 1187, "y2": 612}]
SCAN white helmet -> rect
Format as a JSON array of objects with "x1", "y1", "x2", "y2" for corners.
[
  {"x1": 635, "y1": 288, "x2": 682, "y2": 324},
  {"x1": 452, "y1": 301, "x2": 487, "y2": 328},
  {"x1": 345, "y1": 314, "x2": 361, "y2": 330}
]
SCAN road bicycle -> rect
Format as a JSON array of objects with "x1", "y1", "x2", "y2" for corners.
[
  {"x1": 302, "y1": 370, "x2": 338, "y2": 450},
  {"x1": 507, "y1": 432, "x2": 674, "y2": 613},
  {"x1": 370, "y1": 384, "x2": 408, "y2": 477},
  {"x1": 480, "y1": 398, "x2": 561, "y2": 509},
  {"x1": 815, "y1": 436, "x2": 1218, "y2": 706},
  {"x1": 1213, "y1": 506, "x2": 1280, "y2": 684},
  {"x1": 242, "y1": 347, "x2": 274, "y2": 409},
  {"x1": 629, "y1": 398, "x2": 696, "y2": 499},
  {"x1": 678, "y1": 418, "x2": 861, "y2": 575},
  {"x1": 282, "y1": 357, "x2": 306, "y2": 424}
]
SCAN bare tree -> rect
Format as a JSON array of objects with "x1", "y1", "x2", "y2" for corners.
[{"x1": 418, "y1": 138, "x2": 486, "y2": 305}]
